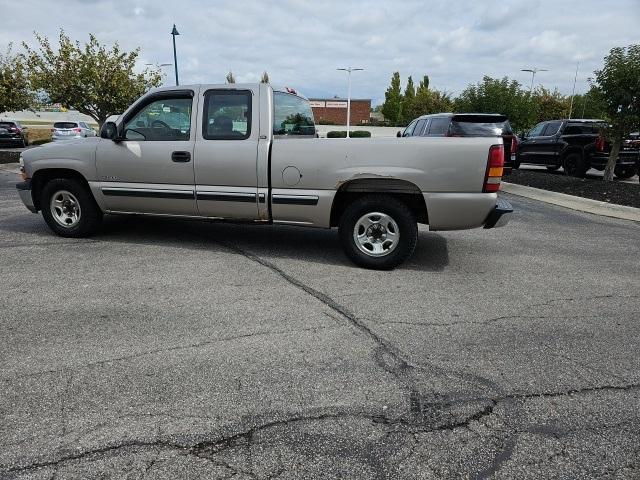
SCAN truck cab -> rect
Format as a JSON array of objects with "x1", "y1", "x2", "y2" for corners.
[{"x1": 17, "y1": 83, "x2": 512, "y2": 269}]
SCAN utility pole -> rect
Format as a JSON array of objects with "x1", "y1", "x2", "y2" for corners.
[
  {"x1": 521, "y1": 67, "x2": 548, "y2": 91},
  {"x1": 337, "y1": 67, "x2": 364, "y2": 138},
  {"x1": 171, "y1": 24, "x2": 180, "y2": 86},
  {"x1": 568, "y1": 62, "x2": 579, "y2": 119}
]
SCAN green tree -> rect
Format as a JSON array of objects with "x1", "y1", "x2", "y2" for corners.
[
  {"x1": 0, "y1": 44, "x2": 35, "y2": 114},
  {"x1": 401, "y1": 75, "x2": 415, "y2": 124},
  {"x1": 570, "y1": 87, "x2": 608, "y2": 120},
  {"x1": 23, "y1": 31, "x2": 161, "y2": 127},
  {"x1": 417, "y1": 75, "x2": 429, "y2": 95},
  {"x1": 381, "y1": 72, "x2": 403, "y2": 126},
  {"x1": 592, "y1": 44, "x2": 640, "y2": 181},
  {"x1": 454, "y1": 76, "x2": 536, "y2": 131},
  {"x1": 260, "y1": 71, "x2": 269, "y2": 83},
  {"x1": 226, "y1": 71, "x2": 236, "y2": 84},
  {"x1": 531, "y1": 86, "x2": 570, "y2": 123}
]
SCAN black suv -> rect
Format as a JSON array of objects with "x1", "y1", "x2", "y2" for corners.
[
  {"x1": 0, "y1": 120, "x2": 29, "y2": 147},
  {"x1": 516, "y1": 119, "x2": 640, "y2": 178},
  {"x1": 398, "y1": 113, "x2": 517, "y2": 173}
]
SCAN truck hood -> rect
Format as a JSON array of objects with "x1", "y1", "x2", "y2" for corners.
[{"x1": 22, "y1": 137, "x2": 101, "y2": 163}]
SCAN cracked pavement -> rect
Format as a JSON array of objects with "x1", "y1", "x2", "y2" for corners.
[{"x1": 1, "y1": 163, "x2": 639, "y2": 479}]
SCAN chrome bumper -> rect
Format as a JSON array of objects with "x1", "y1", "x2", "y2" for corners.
[
  {"x1": 16, "y1": 180, "x2": 37, "y2": 213},
  {"x1": 483, "y1": 198, "x2": 513, "y2": 229}
]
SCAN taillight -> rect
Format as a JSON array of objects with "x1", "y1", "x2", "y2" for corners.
[
  {"x1": 74, "y1": 128, "x2": 82, "y2": 133},
  {"x1": 51, "y1": 128, "x2": 55, "y2": 133},
  {"x1": 595, "y1": 136, "x2": 605, "y2": 152},
  {"x1": 510, "y1": 136, "x2": 518, "y2": 154},
  {"x1": 483, "y1": 144, "x2": 504, "y2": 193}
]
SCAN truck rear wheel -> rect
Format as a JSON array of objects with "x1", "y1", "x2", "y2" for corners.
[
  {"x1": 614, "y1": 165, "x2": 637, "y2": 179},
  {"x1": 563, "y1": 153, "x2": 587, "y2": 177},
  {"x1": 41, "y1": 178, "x2": 102, "y2": 237},
  {"x1": 338, "y1": 195, "x2": 417, "y2": 270}
]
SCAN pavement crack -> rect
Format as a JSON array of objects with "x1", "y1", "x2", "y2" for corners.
[{"x1": 216, "y1": 240, "x2": 414, "y2": 379}]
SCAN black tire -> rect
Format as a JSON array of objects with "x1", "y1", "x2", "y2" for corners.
[
  {"x1": 614, "y1": 165, "x2": 637, "y2": 179},
  {"x1": 563, "y1": 153, "x2": 587, "y2": 177},
  {"x1": 20, "y1": 136, "x2": 27, "y2": 147},
  {"x1": 546, "y1": 165, "x2": 560, "y2": 171},
  {"x1": 40, "y1": 178, "x2": 102, "y2": 237},
  {"x1": 338, "y1": 195, "x2": 417, "y2": 270}
]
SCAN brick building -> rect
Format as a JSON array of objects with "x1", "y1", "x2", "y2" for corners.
[{"x1": 309, "y1": 98, "x2": 371, "y2": 125}]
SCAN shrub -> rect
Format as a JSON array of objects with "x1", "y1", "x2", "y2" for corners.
[{"x1": 326, "y1": 130, "x2": 371, "y2": 138}]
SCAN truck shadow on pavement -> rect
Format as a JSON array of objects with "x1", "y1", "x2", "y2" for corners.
[{"x1": 100, "y1": 215, "x2": 450, "y2": 272}]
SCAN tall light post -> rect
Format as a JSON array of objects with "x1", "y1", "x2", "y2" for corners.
[
  {"x1": 171, "y1": 24, "x2": 180, "y2": 86},
  {"x1": 521, "y1": 67, "x2": 548, "y2": 91},
  {"x1": 568, "y1": 62, "x2": 579, "y2": 119},
  {"x1": 337, "y1": 67, "x2": 364, "y2": 138}
]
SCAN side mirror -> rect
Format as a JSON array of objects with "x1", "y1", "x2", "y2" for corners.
[
  {"x1": 397, "y1": 130, "x2": 402, "y2": 137},
  {"x1": 100, "y1": 121, "x2": 121, "y2": 142}
]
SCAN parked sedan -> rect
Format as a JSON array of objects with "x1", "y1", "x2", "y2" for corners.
[
  {"x1": 0, "y1": 121, "x2": 29, "y2": 147},
  {"x1": 51, "y1": 121, "x2": 96, "y2": 141}
]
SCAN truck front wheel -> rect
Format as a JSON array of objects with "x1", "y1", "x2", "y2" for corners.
[
  {"x1": 41, "y1": 178, "x2": 102, "y2": 237},
  {"x1": 338, "y1": 195, "x2": 418, "y2": 270}
]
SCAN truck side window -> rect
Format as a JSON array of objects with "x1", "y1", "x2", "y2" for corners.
[
  {"x1": 402, "y1": 121, "x2": 417, "y2": 137},
  {"x1": 124, "y1": 97, "x2": 192, "y2": 141},
  {"x1": 413, "y1": 119, "x2": 427, "y2": 136},
  {"x1": 273, "y1": 92, "x2": 316, "y2": 137},
  {"x1": 527, "y1": 122, "x2": 546, "y2": 137},
  {"x1": 203, "y1": 90, "x2": 251, "y2": 140},
  {"x1": 542, "y1": 121, "x2": 562, "y2": 136},
  {"x1": 426, "y1": 117, "x2": 450, "y2": 136}
]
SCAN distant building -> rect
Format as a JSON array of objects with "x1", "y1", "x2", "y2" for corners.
[{"x1": 310, "y1": 97, "x2": 371, "y2": 125}]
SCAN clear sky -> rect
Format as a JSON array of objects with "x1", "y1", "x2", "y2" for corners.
[{"x1": 2, "y1": 0, "x2": 639, "y2": 105}]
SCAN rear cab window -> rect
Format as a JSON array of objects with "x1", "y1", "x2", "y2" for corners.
[
  {"x1": 426, "y1": 117, "x2": 450, "y2": 136},
  {"x1": 450, "y1": 115, "x2": 511, "y2": 136},
  {"x1": 542, "y1": 121, "x2": 562, "y2": 136},
  {"x1": 54, "y1": 122, "x2": 78, "y2": 129},
  {"x1": 273, "y1": 92, "x2": 316, "y2": 137},
  {"x1": 203, "y1": 90, "x2": 252, "y2": 140}
]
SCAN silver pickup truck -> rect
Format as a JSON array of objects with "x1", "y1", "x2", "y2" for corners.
[{"x1": 16, "y1": 84, "x2": 512, "y2": 269}]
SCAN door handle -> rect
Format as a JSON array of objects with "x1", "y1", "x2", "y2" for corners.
[{"x1": 172, "y1": 151, "x2": 191, "y2": 162}]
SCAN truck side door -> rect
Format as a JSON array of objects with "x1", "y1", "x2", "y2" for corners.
[
  {"x1": 518, "y1": 122, "x2": 547, "y2": 165},
  {"x1": 95, "y1": 90, "x2": 197, "y2": 215},
  {"x1": 193, "y1": 87, "x2": 260, "y2": 219},
  {"x1": 537, "y1": 120, "x2": 563, "y2": 165}
]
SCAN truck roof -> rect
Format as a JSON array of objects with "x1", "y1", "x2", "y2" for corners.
[{"x1": 147, "y1": 83, "x2": 309, "y2": 100}]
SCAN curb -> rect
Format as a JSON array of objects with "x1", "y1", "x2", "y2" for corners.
[{"x1": 501, "y1": 182, "x2": 640, "y2": 223}]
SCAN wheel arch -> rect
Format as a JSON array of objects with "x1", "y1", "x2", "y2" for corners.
[
  {"x1": 329, "y1": 177, "x2": 428, "y2": 227},
  {"x1": 31, "y1": 168, "x2": 92, "y2": 211}
]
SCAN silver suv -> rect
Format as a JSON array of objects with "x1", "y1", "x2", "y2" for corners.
[{"x1": 51, "y1": 121, "x2": 96, "y2": 141}]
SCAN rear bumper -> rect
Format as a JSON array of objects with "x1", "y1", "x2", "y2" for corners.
[
  {"x1": 16, "y1": 180, "x2": 37, "y2": 213},
  {"x1": 591, "y1": 152, "x2": 639, "y2": 167},
  {"x1": 483, "y1": 198, "x2": 513, "y2": 229}
]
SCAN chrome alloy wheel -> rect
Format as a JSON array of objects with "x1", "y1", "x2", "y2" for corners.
[
  {"x1": 353, "y1": 212, "x2": 400, "y2": 257},
  {"x1": 50, "y1": 190, "x2": 81, "y2": 228}
]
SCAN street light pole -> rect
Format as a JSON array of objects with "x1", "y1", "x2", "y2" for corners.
[
  {"x1": 171, "y1": 24, "x2": 180, "y2": 86},
  {"x1": 337, "y1": 67, "x2": 364, "y2": 138},
  {"x1": 568, "y1": 62, "x2": 579, "y2": 119},
  {"x1": 521, "y1": 67, "x2": 548, "y2": 91}
]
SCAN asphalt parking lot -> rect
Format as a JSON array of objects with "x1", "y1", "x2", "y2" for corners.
[{"x1": 1, "y1": 163, "x2": 639, "y2": 479}]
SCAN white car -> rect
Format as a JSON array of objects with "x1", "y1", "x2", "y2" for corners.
[{"x1": 51, "y1": 121, "x2": 96, "y2": 141}]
